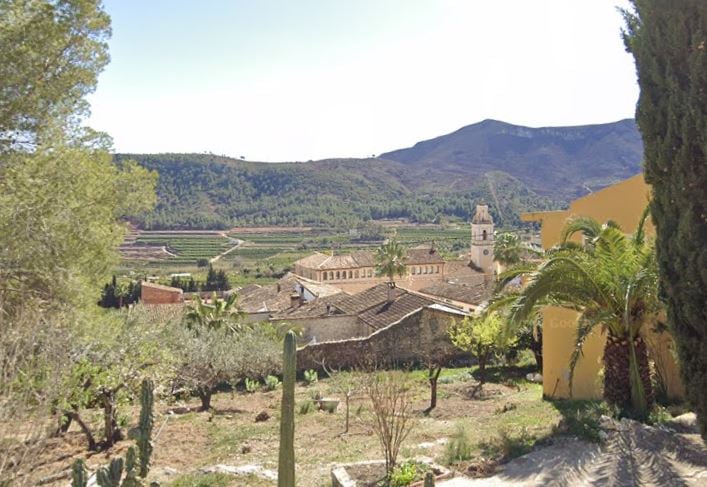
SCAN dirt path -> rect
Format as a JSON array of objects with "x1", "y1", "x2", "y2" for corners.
[
  {"x1": 441, "y1": 414, "x2": 707, "y2": 486},
  {"x1": 209, "y1": 236, "x2": 243, "y2": 263}
]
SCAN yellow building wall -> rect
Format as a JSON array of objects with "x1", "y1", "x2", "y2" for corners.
[{"x1": 522, "y1": 174, "x2": 684, "y2": 400}]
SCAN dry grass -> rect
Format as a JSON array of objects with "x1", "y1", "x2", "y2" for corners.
[{"x1": 22, "y1": 367, "x2": 562, "y2": 486}]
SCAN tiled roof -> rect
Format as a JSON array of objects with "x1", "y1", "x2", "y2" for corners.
[
  {"x1": 295, "y1": 251, "x2": 376, "y2": 270},
  {"x1": 357, "y1": 292, "x2": 434, "y2": 330},
  {"x1": 332, "y1": 284, "x2": 407, "y2": 315},
  {"x1": 272, "y1": 293, "x2": 349, "y2": 319},
  {"x1": 142, "y1": 281, "x2": 183, "y2": 293},
  {"x1": 419, "y1": 281, "x2": 492, "y2": 306},
  {"x1": 237, "y1": 275, "x2": 299, "y2": 313},
  {"x1": 445, "y1": 260, "x2": 488, "y2": 280},
  {"x1": 405, "y1": 246, "x2": 445, "y2": 265}
]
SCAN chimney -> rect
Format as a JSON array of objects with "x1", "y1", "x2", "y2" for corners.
[{"x1": 387, "y1": 281, "x2": 396, "y2": 303}]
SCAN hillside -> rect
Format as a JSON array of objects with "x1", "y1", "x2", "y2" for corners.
[
  {"x1": 117, "y1": 154, "x2": 556, "y2": 230},
  {"x1": 380, "y1": 118, "x2": 643, "y2": 199},
  {"x1": 119, "y1": 119, "x2": 643, "y2": 230}
]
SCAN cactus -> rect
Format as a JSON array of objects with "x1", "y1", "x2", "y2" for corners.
[
  {"x1": 71, "y1": 459, "x2": 88, "y2": 487},
  {"x1": 137, "y1": 379, "x2": 154, "y2": 478},
  {"x1": 423, "y1": 471, "x2": 435, "y2": 487},
  {"x1": 121, "y1": 447, "x2": 141, "y2": 487},
  {"x1": 277, "y1": 331, "x2": 296, "y2": 487},
  {"x1": 96, "y1": 457, "x2": 123, "y2": 487}
]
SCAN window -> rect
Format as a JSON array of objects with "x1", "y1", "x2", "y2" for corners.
[
  {"x1": 336, "y1": 271, "x2": 340, "y2": 280},
  {"x1": 329, "y1": 271, "x2": 334, "y2": 280},
  {"x1": 348, "y1": 270, "x2": 353, "y2": 279},
  {"x1": 368, "y1": 269, "x2": 373, "y2": 278},
  {"x1": 411, "y1": 266, "x2": 417, "y2": 275},
  {"x1": 436, "y1": 265, "x2": 440, "y2": 274},
  {"x1": 323, "y1": 272, "x2": 328, "y2": 281},
  {"x1": 355, "y1": 270, "x2": 359, "y2": 279},
  {"x1": 482, "y1": 230, "x2": 487, "y2": 241}
]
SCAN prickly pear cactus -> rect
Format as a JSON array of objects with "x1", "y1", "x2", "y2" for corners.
[
  {"x1": 277, "y1": 331, "x2": 296, "y2": 487},
  {"x1": 71, "y1": 459, "x2": 88, "y2": 487}
]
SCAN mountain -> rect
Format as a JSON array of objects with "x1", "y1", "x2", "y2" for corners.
[
  {"x1": 119, "y1": 119, "x2": 643, "y2": 230},
  {"x1": 380, "y1": 119, "x2": 643, "y2": 199},
  {"x1": 118, "y1": 153, "x2": 555, "y2": 230}
]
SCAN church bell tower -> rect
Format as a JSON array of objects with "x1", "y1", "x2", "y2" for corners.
[{"x1": 470, "y1": 204, "x2": 494, "y2": 273}]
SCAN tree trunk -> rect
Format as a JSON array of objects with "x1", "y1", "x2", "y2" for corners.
[
  {"x1": 478, "y1": 352, "x2": 488, "y2": 386},
  {"x1": 604, "y1": 333, "x2": 654, "y2": 414},
  {"x1": 198, "y1": 388, "x2": 212, "y2": 411},
  {"x1": 425, "y1": 366, "x2": 442, "y2": 414},
  {"x1": 344, "y1": 393, "x2": 350, "y2": 434},
  {"x1": 54, "y1": 411, "x2": 73, "y2": 437},
  {"x1": 69, "y1": 410, "x2": 97, "y2": 451}
]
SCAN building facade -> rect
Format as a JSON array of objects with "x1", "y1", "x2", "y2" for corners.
[{"x1": 293, "y1": 245, "x2": 446, "y2": 293}]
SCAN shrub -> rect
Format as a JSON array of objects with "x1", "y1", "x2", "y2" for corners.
[
  {"x1": 363, "y1": 370, "x2": 416, "y2": 474},
  {"x1": 244, "y1": 378, "x2": 259, "y2": 393},
  {"x1": 389, "y1": 460, "x2": 417, "y2": 487},
  {"x1": 303, "y1": 369, "x2": 318, "y2": 385},
  {"x1": 445, "y1": 426, "x2": 474, "y2": 465},
  {"x1": 298, "y1": 400, "x2": 314, "y2": 415},
  {"x1": 265, "y1": 375, "x2": 281, "y2": 391},
  {"x1": 480, "y1": 427, "x2": 535, "y2": 462},
  {"x1": 196, "y1": 258, "x2": 209, "y2": 268}
]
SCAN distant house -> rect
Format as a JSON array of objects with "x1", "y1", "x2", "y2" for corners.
[
  {"x1": 293, "y1": 245, "x2": 446, "y2": 293},
  {"x1": 141, "y1": 281, "x2": 183, "y2": 305}
]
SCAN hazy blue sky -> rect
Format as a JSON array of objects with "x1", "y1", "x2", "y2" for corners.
[{"x1": 87, "y1": 0, "x2": 637, "y2": 161}]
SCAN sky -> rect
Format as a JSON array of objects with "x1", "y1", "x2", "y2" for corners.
[{"x1": 87, "y1": 0, "x2": 638, "y2": 162}]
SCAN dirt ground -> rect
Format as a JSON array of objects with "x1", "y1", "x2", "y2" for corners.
[{"x1": 24, "y1": 369, "x2": 564, "y2": 486}]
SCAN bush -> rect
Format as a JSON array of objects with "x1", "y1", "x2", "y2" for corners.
[
  {"x1": 480, "y1": 427, "x2": 535, "y2": 462},
  {"x1": 298, "y1": 400, "x2": 314, "y2": 415},
  {"x1": 265, "y1": 375, "x2": 280, "y2": 391},
  {"x1": 389, "y1": 460, "x2": 417, "y2": 487},
  {"x1": 196, "y1": 258, "x2": 209, "y2": 268},
  {"x1": 445, "y1": 426, "x2": 474, "y2": 465}
]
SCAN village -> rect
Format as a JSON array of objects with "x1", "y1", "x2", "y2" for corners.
[{"x1": 2, "y1": 2, "x2": 706, "y2": 487}]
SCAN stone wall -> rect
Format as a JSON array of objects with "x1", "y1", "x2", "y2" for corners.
[
  {"x1": 285, "y1": 315, "x2": 365, "y2": 343},
  {"x1": 297, "y1": 307, "x2": 466, "y2": 371}
]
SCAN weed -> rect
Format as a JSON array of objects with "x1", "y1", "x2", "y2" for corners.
[
  {"x1": 444, "y1": 426, "x2": 474, "y2": 465},
  {"x1": 551, "y1": 400, "x2": 613, "y2": 443},
  {"x1": 168, "y1": 472, "x2": 233, "y2": 487},
  {"x1": 480, "y1": 427, "x2": 535, "y2": 462},
  {"x1": 388, "y1": 460, "x2": 417, "y2": 487},
  {"x1": 298, "y1": 400, "x2": 314, "y2": 415}
]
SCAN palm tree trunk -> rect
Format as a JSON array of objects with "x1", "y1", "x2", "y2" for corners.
[
  {"x1": 603, "y1": 333, "x2": 631, "y2": 408},
  {"x1": 603, "y1": 333, "x2": 653, "y2": 412}
]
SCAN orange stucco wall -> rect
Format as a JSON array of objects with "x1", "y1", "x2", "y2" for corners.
[{"x1": 523, "y1": 174, "x2": 685, "y2": 400}]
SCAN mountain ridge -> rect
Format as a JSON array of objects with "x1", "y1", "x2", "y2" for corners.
[{"x1": 119, "y1": 118, "x2": 643, "y2": 229}]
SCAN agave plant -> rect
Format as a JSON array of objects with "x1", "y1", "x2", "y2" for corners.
[{"x1": 502, "y1": 208, "x2": 659, "y2": 417}]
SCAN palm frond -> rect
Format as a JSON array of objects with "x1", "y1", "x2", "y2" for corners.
[
  {"x1": 632, "y1": 204, "x2": 651, "y2": 247},
  {"x1": 568, "y1": 312, "x2": 605, "y2": 397},
  {"x1": 560, "y1": 216, "x2": 603, "y2": 244}
]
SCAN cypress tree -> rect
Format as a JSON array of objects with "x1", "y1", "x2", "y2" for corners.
[{"x1": 623, "y1": 1, "x2": 707, "y2": 437}]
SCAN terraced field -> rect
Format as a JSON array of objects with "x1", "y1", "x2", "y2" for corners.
[{"x1": 133, "y1": 233, "x2": 234, "y2": 264}]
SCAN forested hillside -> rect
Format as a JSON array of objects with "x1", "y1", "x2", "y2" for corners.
[
  {"x1": 117, "y1": 154, "x2": 556, "y2": 229},
  {"x1": 120, "y1": 119, "x2": 643, "y2": 230}
]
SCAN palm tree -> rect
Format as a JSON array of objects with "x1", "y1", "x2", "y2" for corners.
[
  {"x1": 375, "y1": 239, "x2": 407, "y2": 302},
  {"x1": 185, "y1": 292, "x2": 246, "y2": 335},
  {"x1": 503, "y1": 208, "x2": 659, "y2": 416},
  {"x1": 494, "y1": 232, "x2": 523, "y2": 267}
]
